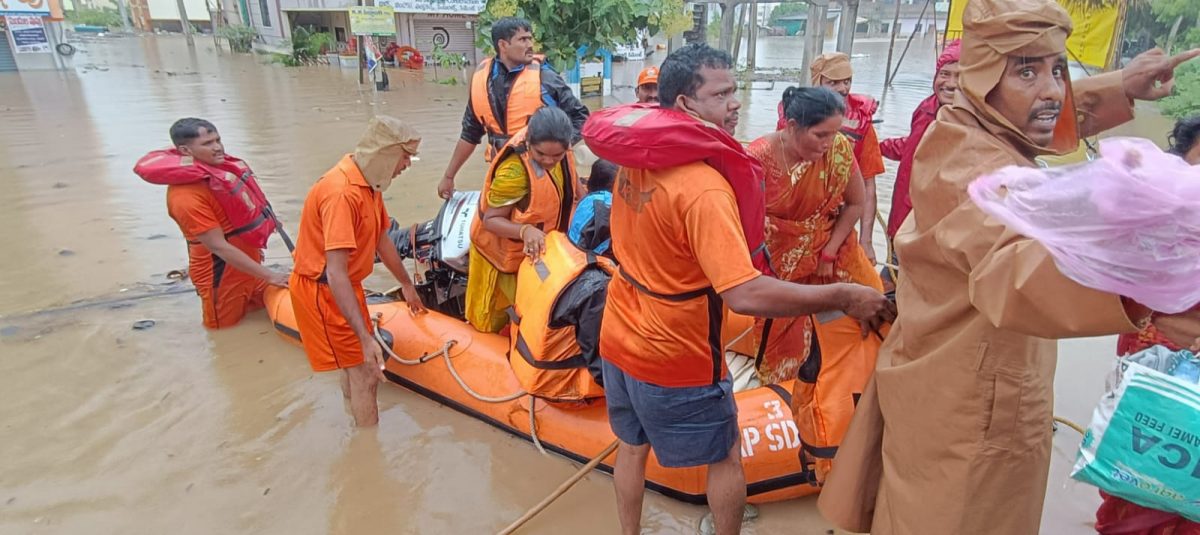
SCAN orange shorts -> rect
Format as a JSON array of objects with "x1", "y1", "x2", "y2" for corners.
[
  {"x1": 197, "y1": 268, "x2": 268, "y2": 329},
  {"x1": 289, "y1": 274, "x2": 371, "y2": 372}
]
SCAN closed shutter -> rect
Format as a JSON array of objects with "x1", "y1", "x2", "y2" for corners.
[
  {"x1": 413, "y1": 17, "x2": 475, "y2": 61},
  {"x1": 0, "y1": 33, "x2": 17, "y2": 72}
]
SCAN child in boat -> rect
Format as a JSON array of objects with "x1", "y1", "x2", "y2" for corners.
[{"x1": 568, "y1": 159, "x2": 616, "y2": 258}]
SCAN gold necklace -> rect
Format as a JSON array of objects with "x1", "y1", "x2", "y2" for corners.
[{"x1": 777, "y1": 131, "x2": 806, "y2": 185}]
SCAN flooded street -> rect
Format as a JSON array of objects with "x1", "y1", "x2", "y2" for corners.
[{"x1": 0, "y1": 34, "x2": 1177, "y2": 534}]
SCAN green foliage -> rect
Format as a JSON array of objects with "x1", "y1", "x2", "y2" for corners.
[
  {"x1": 280, "y1": 26, "x2": 337, "y2": 66},
  {"x1": 217, "y1": 24, "x2": 257, "y2": 53},
  {"x1": 271, "y1": 53, "x2": 302, "y2": 67},
  {"x1": 1149, "y1": 0, "x2": 1200, "y2": 24},
  {"x1": 1160, "y1": 62, "x2": 1200, "y2": 119},
  {"x1": 768, "y1": 2, "x2": 805, "y2": 26},
  {"x1": 429, "y1": 43, "x2": 469, "y2": 84},
  {"x1": 65, "y1": 8, "x2": 122, "y2": 28},
  {"x1": 475, "y1": 0, "x2": 688, "y2": 72}
]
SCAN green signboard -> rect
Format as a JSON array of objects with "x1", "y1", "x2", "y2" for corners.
[{"x1": 349, "y1": 6, "x2": 396, "y2": 36}]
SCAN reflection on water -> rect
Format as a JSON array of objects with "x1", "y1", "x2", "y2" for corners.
[{"x1": 0, "y1": 34, "x2": 1174, "y2": 534}]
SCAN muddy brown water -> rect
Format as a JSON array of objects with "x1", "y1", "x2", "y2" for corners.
[{"x1": 0, "y1": 34, "x2": 1177, "y2": 534}]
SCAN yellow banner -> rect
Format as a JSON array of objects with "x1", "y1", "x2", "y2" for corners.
[
  {"x1": 943, "y1": 0, "x2": 1119, "y2": 68},
  {"x1": 349, "y1": 6, "x2": 396, "y2": 36}
]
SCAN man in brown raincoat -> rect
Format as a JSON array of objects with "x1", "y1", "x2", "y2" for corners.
[{"x1": 817, "y1": 0, "x2": 1200, "y2": 533}]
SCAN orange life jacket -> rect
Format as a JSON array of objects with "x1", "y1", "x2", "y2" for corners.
[
  {"x1": 508, "y1": 231, "x2": 613, "y2": 402},
  {"x1": 470, "y1": 57, "x2": 544, "y2": 153},
  {"x1": 134, "y1": 149, "x2": 278, "y2": 249},
  {"x1": 470, "y1": 129, "x2": 578, "y2": 274}
]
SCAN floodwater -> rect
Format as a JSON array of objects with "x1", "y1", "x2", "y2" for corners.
[{"x1": 0, "y1": 33, "x2": 1177, "y2": 535}]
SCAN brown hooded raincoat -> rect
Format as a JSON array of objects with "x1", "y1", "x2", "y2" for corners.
[{"x1": 818, "y1": 0, "x2": 1143, "y2": 533}]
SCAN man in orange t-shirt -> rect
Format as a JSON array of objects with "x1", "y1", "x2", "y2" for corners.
[
  {"x1": 290, "y1": 116, "x2": 426, "y2": 428},
  {"x1": 596, "y1": 44, "x2": 895, "y2": 535},
  {"x1": 162, "y1": 118, "x2": 290, "y2": 329}
]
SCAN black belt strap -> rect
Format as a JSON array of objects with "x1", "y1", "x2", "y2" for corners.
[
  {"x1": 754, "y1": 318, "x2": 774, "y2": 372},
  {"x1": 618, "y1": 269, "x2": 712, "y2": 302},
  {"x1": 514, "y1": 331, "x2": 590, "y2": 370}
]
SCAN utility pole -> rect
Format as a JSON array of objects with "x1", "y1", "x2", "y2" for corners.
[
  {"x1": 115, "y1": 0, "x2": 133, "y2": 33},
  {"x1": 835, "y1": 0, "x2": 858, "y2": 56},
  {"x1": 801, "y1": 0, "x2": 828, "y2": 85},
  {"x1": 746, "y1": 1, "x2": 759, "y2": 71},
  {"x1": 883, "y1": 0, "x2": 902, "y2": 86},
  {"x1": 719, "y1": 0, "x2": 737, "y2": 54},
  {"x1": 175, "y1": 0, "x2": 195, "y2": 47}
]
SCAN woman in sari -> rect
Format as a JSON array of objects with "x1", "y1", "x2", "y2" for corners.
[
  {"x1": 746, "y1": 86, "x2": 886, "y2": 483},
  {"x1": 466, "y1": 107, "x2": 578, "y2": 333},
  {"x1": 1096, "y1": 115, "x2": 1200, "y2": 535},
  {"x1": 747, "y1": 86, "x2": 884, "y2": 382}
]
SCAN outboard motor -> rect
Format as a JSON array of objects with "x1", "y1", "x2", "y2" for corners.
[{"x1": 387, "y1": 190, "x2": 479, "y2": 320}]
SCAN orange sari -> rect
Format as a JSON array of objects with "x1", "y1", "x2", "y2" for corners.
[{"x1": 746, "y1": 133, "x2": 883, "y2": 383}]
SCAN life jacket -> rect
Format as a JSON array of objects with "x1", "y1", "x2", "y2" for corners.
[
  {"x1": 508, "y1": 231, "x2": 614, "y2": 402},
  {"x1": 581, "y1": 102, "x2": 772, "y2": 275},
  {"x1": 776, "y1": 93, "x2": 878, "y2": 154},
  {"x1": 134, "y1": 149, "x2": 277, "y2": 249},
  {"x1": 470, "y1": 129, "x2": 578, "y2": 274},
  {"x1": 470, "y1": 57, "x2": 544, "y2": 155}
]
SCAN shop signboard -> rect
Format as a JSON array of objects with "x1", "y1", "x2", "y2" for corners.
[
  {"x1": 377, "y1": 0, "x2": 484, "y2": 15},
  {"x1": 349, "y1": 6, "x2": 396, "y2": 36},
  {"x1": 0, "y1": 0, "x2": 51, "y2": 16},
  {"x1": 6, "y1": 14, "x2": 49, "y2": 53}
]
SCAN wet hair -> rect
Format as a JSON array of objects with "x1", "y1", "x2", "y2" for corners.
[
  {"x1": 526, "y1": 107, "x2": 573, "y2": 148},
  {"x1": 169, "y1": 117, "x2": 217, "y2": 146},
  {"x1": 780, "y1": 86, "x2": 845, "y2": 129},
  {"x1": 658, "y1": 43, "x2": 734, "y2": 108},
  {"x1": 491, "y1": 17, "x2": 532, "y2": 51},
  {"x1": 1167, "y1": 115, "x2": 1200, "y2": 157},
  {"x1": 588, "y1": 159, "x2": 618, "y2": 192}
]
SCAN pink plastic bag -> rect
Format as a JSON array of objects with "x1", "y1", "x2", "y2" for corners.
[{"x1": 969, "y1": 137, "x2": 1200, "y2": 314}]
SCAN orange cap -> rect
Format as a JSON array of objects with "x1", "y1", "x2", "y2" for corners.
[{"x1": 637, "y1": 66, "x2": 659, "y2": 87}]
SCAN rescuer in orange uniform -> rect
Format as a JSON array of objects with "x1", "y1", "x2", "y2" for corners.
[{"x1": 289, "y1": 116, "x2": 426, "y2": 428}]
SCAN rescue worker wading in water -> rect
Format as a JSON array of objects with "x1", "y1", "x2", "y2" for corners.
[
  {"x1": 438, "y1": 16, "x2": 590, "y2": 200},
  {"x1": 134, "y1": 118, "x2": 291, "y2": 329},
  {"x1": 289, "y1": 116, "x2": 427, "y2": 428}
]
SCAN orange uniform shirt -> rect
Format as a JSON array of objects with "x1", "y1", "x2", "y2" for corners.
[
  {"x1": 600, "y1": 161, "x2": 761, "y2": 388},
  {"x1": 856, "y1": 124, "x2": 885, "y2": 180},
  {"x1": 289, "y1": 154, "x2": 390, "y2": 372},
  {"x1": 166, "y1": 182, "x2": 266, "y2": 328},
  {"x1": 291, "y1": 155, "x2": 390, "y2": 284}
]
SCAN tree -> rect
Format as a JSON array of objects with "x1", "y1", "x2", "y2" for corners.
[
  {"x1": 768, "y1": 2, "x2": 805, "y2": 26},
  {"x1": 475, "y1": 0, "x2": 690, "y2": 72}
]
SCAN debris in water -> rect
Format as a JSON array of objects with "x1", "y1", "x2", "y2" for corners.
[
  {"x1": 52, "y1": 182, "x2": 68, "y2": 189},
  {"x1": 132, "y1": 320, "x2": 156, "y2": 331},
  {"x1": 58, "y1": 249, "x2": 75, "y2": 257},
  {"x1": 185, "y1": 483, "x2": 194, "y2": 493},
  {"x1": 147, "y1": 234, "x2": 169, "y2": 240},
  {"x1": 263, "y1": 488, "x2": 271, "y2": 496},
  {"x1": 6, "y1": 497, "x2": 14, "y2": 505}
]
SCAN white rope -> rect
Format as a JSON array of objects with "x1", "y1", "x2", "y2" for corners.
[
  {"x1": 529, "y1": 396, "x2": 548, "y2": 457},
  {"x1": 372, "y1": 313, "x2": 527, "y2": 403}
]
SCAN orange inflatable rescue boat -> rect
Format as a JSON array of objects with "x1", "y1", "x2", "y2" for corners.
[{"x1": 266, "y1": 192, "x2": 820, "y2": 504}]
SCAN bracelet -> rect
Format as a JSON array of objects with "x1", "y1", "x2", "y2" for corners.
[
  {"x1": 820, "y1": 251, "x2": 838, "y2": 263},
  {"x1": 519, "y1": 224, "x2": 531, "y2": 241}
]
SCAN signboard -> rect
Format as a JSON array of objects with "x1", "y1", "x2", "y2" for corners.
[
  {"x1": 377, "y1": 0, "x2": 484, "y2": 15},
  {"x1": 348, "y1": 6, "x2": 395, "y2": 36},
  {"x1": 6, "y1": 15, "x2": 49, "y2": 53},
  {"x1": 0, "y1": 0, "x2": 50, "y2": 16}
]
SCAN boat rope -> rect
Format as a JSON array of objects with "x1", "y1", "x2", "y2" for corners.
[
  {"x1": 529, "y1": 396, "x2": 548, "y2": 457},
  {"x1": 497, "y1": 439, "x2": 621, "y2": 535},
  {"x1": 1053, "y1": 415, "x2": 1086, "y2": 436},
  {"x1": 372, "y1": 314, "x2": 528, "y2": 403}
]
